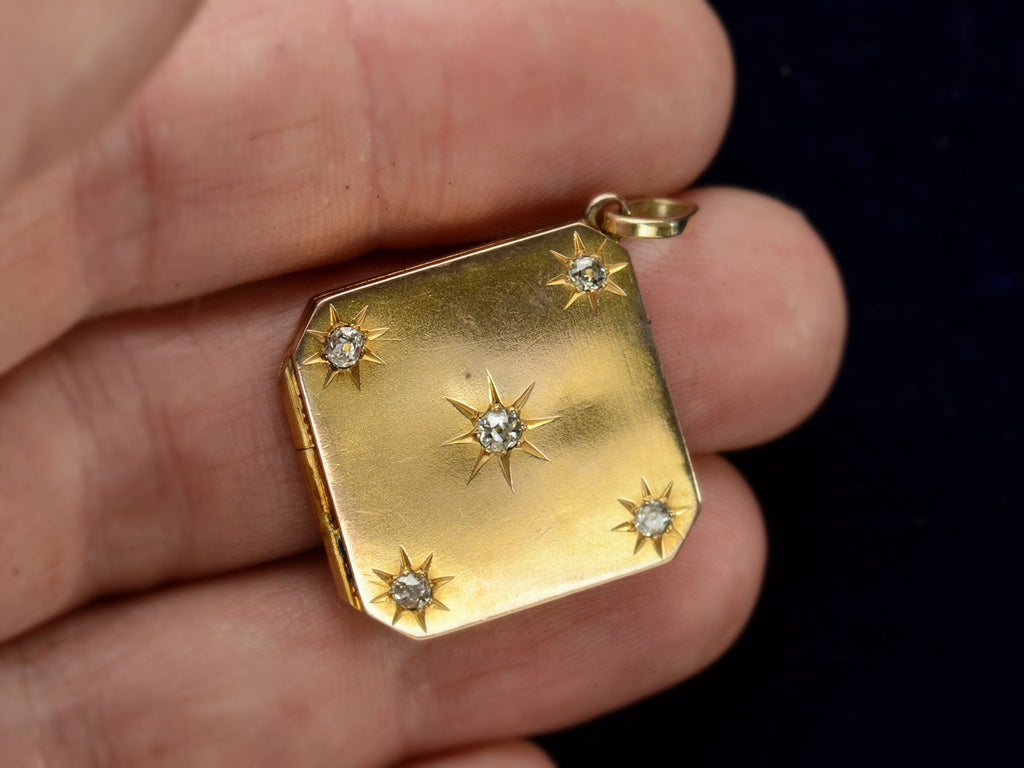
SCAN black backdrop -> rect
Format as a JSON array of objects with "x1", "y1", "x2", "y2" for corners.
[{"x1": 540, "y1": 1, "x2": 1022, "y2": 765}]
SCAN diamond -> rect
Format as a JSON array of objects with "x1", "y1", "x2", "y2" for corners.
[
  {"x1": 567, "y1": 255, "x2": 609, "y2": 292},
  {"x1": 634, "y1": 499, "x2": 672, "y2": 538},
  {"x1": 475, "y1": 407, "x2": 524, "y2": 454},
  {"x1": 324, "y1": 325, "x2": 365, "y2": 369},
  {"x1": 390, "y1": 571, "x2": 432, "y2": 610}
]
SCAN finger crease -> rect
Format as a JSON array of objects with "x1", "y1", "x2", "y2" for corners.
[{"x1": 70, "y1": 97, "x2": 164, "y2": 317}]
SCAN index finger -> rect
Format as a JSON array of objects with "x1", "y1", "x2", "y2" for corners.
[
  {"x1": 0, "y1": 0, "x2": 200, "y2": 191},
  {"x1": 0, "y1": 0, "x2": 733, "y2": 374}
]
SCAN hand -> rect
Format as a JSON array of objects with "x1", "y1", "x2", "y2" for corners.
[{"x1": 0, "y1": 1, "x2": 845, "y2": 765}]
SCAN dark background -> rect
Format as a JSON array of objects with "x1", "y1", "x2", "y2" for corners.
[{"x1": 541, "y1": 1, "x2": 1022, "y2": 765}]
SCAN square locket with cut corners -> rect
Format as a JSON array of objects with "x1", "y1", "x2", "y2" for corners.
[{"x1": 281, "y1": 198, "x2": 700, "y2": 637}]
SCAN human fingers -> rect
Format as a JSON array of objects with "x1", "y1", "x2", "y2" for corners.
[
  {"x1": 0, "y1": 0, "x2": 733, "y2": 374},
  {"x1": 0, "y1": 0, "x2": 201, "y2": 192},
  {"x1": 0, "y1": 186, "x2": 842, "y2": 641},
  {"x1": 0, "y1": 455, "x2": 764, "y2": 767},
  {"x1": 638, "y1": 187, "x2": 847, "y2": 449},
  {"x1": 397, "y1": 741, "x2": 555, "y2": 768}
]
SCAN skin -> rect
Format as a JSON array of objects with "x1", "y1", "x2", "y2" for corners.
[{"x1": 0, "y1": 1, "x2": 846, "y2": 766}]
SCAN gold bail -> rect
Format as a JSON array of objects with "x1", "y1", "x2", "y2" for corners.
[{"x1": 585, "y1": 193, "x2": 699, "y2": 239}]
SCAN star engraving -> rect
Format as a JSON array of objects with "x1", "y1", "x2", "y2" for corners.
[
  {"x1": 613, "y1": 478, "x2": 685, "y2": 557},
  {"x1": 547, "y1": 231, "x2": 630, "y2": 312},
  {"x1": 444, "y1": 371, "x2": 559, "y2": 492},
  {"x1": 370, "y1": 548, "x2": 453, "y2": 631},
  {"x1": 301, "y1": 305, "x2": 390, "y2": 389}
]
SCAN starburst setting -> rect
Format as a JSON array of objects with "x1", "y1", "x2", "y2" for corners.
[
  {"x1": 444, "y1": 372, "x2": 559, "y2": 491},
  {"x1": 301, "y1": 305, "x2": 390, "y2": 389},
  {"x1": 370, "y1": 548, "x2": 453, "y2": 631},
  {"x1": 547, "y1": 231, "x2": 630, "y2": 312},
  {"x1": 614, "y1": 477, "x2": 685, "y2": 557}
]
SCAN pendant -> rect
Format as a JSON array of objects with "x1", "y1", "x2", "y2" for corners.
[{"x1": 281, "y1": 194, "x2": 701, "y2": 637}]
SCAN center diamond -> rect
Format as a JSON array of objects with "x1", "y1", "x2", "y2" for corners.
[
  {"x1": 390, "y1": 571, "x2": 433, "y2": 610},
  {"x1": 475, "y1": 407, "x2": 524, "y2": 454},
  {"x1": 634, "y1": 499, "x2": 672, "y2": 538},
  {"x1": 324, "y1": 325, "x2": 365, "y2": 369},
  {"x1": 567, "y1": 255, "x2": 609, "y2": 292}
]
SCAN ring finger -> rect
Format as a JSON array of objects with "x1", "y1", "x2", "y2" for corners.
[{"x1": 0, "y1": 186, "x2": 844, "y2": 641}]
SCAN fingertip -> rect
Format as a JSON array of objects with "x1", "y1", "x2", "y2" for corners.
[
  {"x1": 677, "y1": 453, "x2": 768, "y2": 662},
  {"x1": 398, "y1": 740, "x2": 556, "y2": 768},
  {"x1": 0, "y1": 0, "x2": 202, "y2": 193},
  {"x1": 639, "y1": 186, "x2": 847, "y2": 450}
]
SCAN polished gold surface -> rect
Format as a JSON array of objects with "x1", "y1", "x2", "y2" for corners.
[
  {"x1": 281, "y1": 207, "x2": 700, "y2": 638},
  {"x1": 598, "y1": 198, "x2": 699, "y2": 239}
]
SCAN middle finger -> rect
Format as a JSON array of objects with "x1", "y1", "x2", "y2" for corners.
[
  {"x1": 0, "y1": 187, "x2": 843, "y2": 642},
  {"x1": 0, "y1": 0, "x2": 733, "y2": 375}
]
